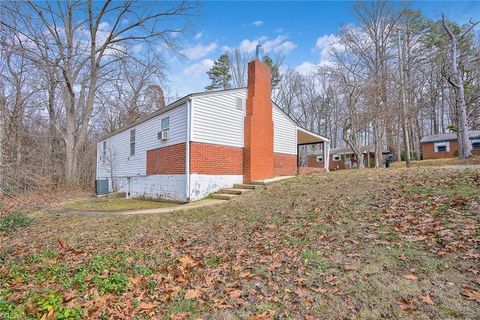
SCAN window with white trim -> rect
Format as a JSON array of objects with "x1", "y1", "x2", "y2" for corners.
[
  {"x1": 434, "y1": 141, "x2": 449, "y2": 153},
  {"x1": 158, "y1": 117, "x2": 170, "y2": 140},
  {"x1": 333, "y1": 154, "x2": 341, "y2": 161},
  {"x1": 316, "y1": 155, "x2": 323, "y2": 162},
  {"x1": 102, "y1": 141, "x2": 106, "y2": 162},
  {"x1": 471, "y1": 139, "x2": 480, "y2": 150},
  {"x1": 130, "y1": 129, "x2": 135, "y2": 156}
]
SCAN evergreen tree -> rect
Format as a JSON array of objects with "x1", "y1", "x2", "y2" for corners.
[
  {"x1": 205, "y1": 54, "x2": 232, "y2": 90},
  {"x1": 262, "y1": 55, "x2": 282, "y2": 88}
]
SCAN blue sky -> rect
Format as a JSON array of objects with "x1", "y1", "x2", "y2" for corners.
[{"x1": 166, "y1": 1, "x2": 480, "y2": 97}]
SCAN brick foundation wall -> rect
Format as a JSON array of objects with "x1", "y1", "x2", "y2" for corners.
[
  {"x1": 307, "y1": 155, "x2": 324, "y2": 168},
  {"x1": 273, "y1": 153, "x2": 297, "y2": 176},
  {"x1": 422, "y1": 141, "x2": 457, "y2": 159},
  {"x1": 146, "y1": 143, "x2": 186, "y2": 175},
  {"x1": 299, "y1": 167, "x2": 325, "y2": 175},
  {"x1": 244, "y1": 60, "x2": 274, "y2": 182},
  {"x1": 190, "y1": 142, "x2": 243, "y2": 175}
]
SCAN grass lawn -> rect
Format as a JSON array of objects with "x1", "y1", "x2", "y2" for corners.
[
  {"x1": 1, "y1": 166, "x2": 479, "y2": 319},
  {"x1": 59, "y1": 197, "x2": 179, "y2": 212},
  {"x1": 392, "y1": 156, "x2": 480, "y2": 168}
]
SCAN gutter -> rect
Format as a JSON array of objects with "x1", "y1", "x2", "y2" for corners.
[{"x1": 185, "y1": 97, "x2": 192, "y2": 201}]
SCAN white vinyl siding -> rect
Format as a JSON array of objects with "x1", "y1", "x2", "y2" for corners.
[
  {"x1": 191, "y1": 90, "x2": 247, "y2": 148},
  {"x1": 97, "y1": 103, "x2": 188, "y2": 178},
  {"x1": 273, "y1": 105, "x2": 297, "y2": 155}
]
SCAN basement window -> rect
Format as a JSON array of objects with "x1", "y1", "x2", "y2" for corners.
[
  {"x1": 333, "y1": 154, "x2": 341, "y2": 161},
  {"x1": 434, "y1": 141, "x2": 449, "y2": 153},
  {"x1": 130, "y1": 129, "x2": 135, "y2": 156},
  {"x1": 316, "y1": 156, "x2": 323, "y2": 162}
]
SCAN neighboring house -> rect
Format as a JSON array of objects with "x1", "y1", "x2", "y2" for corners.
[
  {"x1": 307, "y1": 145, "x2": 389, "y2": 170},
  {"x1": 420, "y1": 131, "x2": 480, "y2": 159},
  {"x1": 96, "y1": 58, "x2": 329, "y2": 202}
]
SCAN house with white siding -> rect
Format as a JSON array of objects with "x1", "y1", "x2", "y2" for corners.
[{"x1": 96, "y1": 57, "x2": 330, "y2": 202}]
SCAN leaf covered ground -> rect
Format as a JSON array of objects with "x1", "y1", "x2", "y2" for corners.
[{"x1": 1, "y1": 167, "x2": 479, "y2": 319}]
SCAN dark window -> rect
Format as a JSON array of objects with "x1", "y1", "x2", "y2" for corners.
[
  {"x1": 437, "y1": 145, "x2": 447, "y2": 152},
  {"x1": 102, "y1": 141, "x2": 107, "y2": 162},
  {"x1": 472, "y1": 142, "x2": 480, "y2": 150},
  {"x1": 130, "y1": 129, "x2": 135, "y2": 156}
]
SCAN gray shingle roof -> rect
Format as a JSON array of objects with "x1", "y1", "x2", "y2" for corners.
[{"x1": 420, "y1": 131, "x2": 480, "y2": 143}]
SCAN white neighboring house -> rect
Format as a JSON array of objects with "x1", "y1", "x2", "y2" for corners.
[{"x1": 96, "y1": 59, "x2": 329, "y2": 202}]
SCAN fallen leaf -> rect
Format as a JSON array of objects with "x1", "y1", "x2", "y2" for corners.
[
  {"x1": 137, "y1": 302, "x2": 157, "y2": 311},
  {"x1": 229, "y1": 289, "x2": 242, "y2": 298},
  {"x1": 419, "y1": 293, "x2": 433, "y2": 305},
  {"x1": 462, "y1": 286, "x2": 480, "y2": 302},
  {"x1": 248, "y1": 310, "x2": 275, "y2": 320},
  {"x1": 295, "y1": 287, "x2": 309, "y2": 297},
  {"x1": 404, "y1": 274, "x2": 418, "y2": 280},
  {"x1": 171, "y1": 313, "x2": 189, "y2": 320},
  {"x1": 185, "y1": 289, "x2": 202, "y2": 300}
]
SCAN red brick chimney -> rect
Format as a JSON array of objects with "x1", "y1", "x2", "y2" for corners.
[{"x1": 243, "y1": 56, "x2": 274, "y2": 182}]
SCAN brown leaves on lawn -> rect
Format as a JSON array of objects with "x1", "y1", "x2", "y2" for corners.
[
  {"x1": 2, "y1": 167, "x2": 479, "y2": 319},
  {"x1": 462, "y1": 285, "x2": 480, "y2": 302}
]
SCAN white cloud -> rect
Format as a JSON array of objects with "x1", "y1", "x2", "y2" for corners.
[
  {"x1": 313, "y1": 34, "x2": 343, "y2": 64},
  {"x1": 295, "y1": 61, "x2": 318, "y2": 76},
  {"x1": 194, "y1": 32, "x2": 203, "y2": 41},
  {"x1": 183, "y1": 59, "x2": 214, "y2": 77},
  {"x1": 237, "y1": 35, "x2": 297, "y2": 55},
  {"x1": 180, "y1": 42, "x2": 218, "y2": 60},
  {"x1": 252, "y1": 20, "x2": 264, "y2": 27}
]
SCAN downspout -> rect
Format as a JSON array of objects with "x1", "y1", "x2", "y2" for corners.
[{"x1": 185, "y1": 98, "x2": 192, "y2": 201}]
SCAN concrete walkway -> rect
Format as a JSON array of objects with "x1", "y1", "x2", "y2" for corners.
[{"x1": 69, "y1": 199, "x2": 227, "y2": 216}]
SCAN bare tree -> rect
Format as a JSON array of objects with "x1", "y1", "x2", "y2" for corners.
[
  {"x1": 1, "y1": 0, "x2": 195, "y2": 184},
  {"x1": 442, "y1": 15, "x2": 479, "y2": 159}
]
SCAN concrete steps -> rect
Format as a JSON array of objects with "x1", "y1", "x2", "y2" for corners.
[
  {"x1": 210, "y1": 177, "x2": 293, "y2": 201},
  {"x1": 210, "y1": 193, "x2": 238, "y2": 200},
  {"x1": 233, "y1": 184, "x2": 258, "y2": 190},
  {"x1": 211, "y1": 183, "x2": 259, "y2": 200},
  {"x1": 218, "y1": 188, "x2": 251, "y2": 195}
]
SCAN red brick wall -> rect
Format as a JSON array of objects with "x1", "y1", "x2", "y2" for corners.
[
  {"x1": 307, "y1": 155, "x2": 324, "y2": 168},
  {"x1": 146, "y1": 143, "x2": 186, "y2": 175},
  {"x1": 273, "y1": 153, "x2": 297, "y2": 176},
  {"x1": 190, "y1": 142, "x2": 243, "y2": 175},
  {"x1": 422, "y1": 141, "x2": 457, "y2": 159},
  {"x1": 244, "y1": 60, "x2": 274, "y2": 182}
]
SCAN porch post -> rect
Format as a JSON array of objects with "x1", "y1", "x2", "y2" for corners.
[{"x1": 323, "y1": 141, "x2": 330, "y2": 172}]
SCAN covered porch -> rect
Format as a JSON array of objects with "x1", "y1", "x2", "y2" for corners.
[{"x1": 296, "y1": 127, "x2": 330, "y2": 173}]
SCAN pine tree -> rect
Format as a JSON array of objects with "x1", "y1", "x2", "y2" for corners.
[
  {"x1": 205, "y1": 54, "x2": 232, "y2": 90},
  {"x1": 262, "y1": 55, "x2": 282, "y2": 88}
]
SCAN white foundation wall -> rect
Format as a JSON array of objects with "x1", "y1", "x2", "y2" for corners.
[
  {"x1": 189, "y1": 174, "x2": 243, "y2": 201},
  {"x1": 103, "y1": 175, "x2": 187, "y2": 202}
]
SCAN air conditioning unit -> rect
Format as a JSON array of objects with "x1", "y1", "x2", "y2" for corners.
[{"x1": 160, "y1": 129, "x2": 169, "y2": 140}]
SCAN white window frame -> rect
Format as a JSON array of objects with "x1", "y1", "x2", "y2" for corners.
[
  {"x1": 316, "y1": 155, "x2": 323, "y2": 162},
  {"x1": 130, "y1": 129, "x2": 135, "y2": 156},
  {"x1": 159, "y1": 117, "x2": 170, "y2": 141},
  {"x1": 333, "y1": 154, "x2": 341, "y2": 161},
  {"x1": 434, "y1": 141, "x2": 449, "y2": 153}
]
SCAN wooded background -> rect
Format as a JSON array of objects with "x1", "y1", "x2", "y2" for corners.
[{"x1": 0, "y1": 0, "x2": 479, "y2": 194}]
